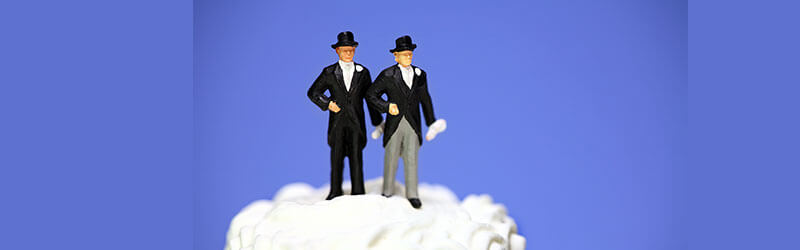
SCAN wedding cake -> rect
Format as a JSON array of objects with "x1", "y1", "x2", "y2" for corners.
[{"x1": 225, "y1": 178, "x2": 526, "y2": 250}]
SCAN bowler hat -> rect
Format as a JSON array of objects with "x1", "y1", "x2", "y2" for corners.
[
  {"x1": 331, "y1": 31, "x2": 359, "y2": 48},
  {"x1": 389, "y1": 35, "x2": 417, "y2": 53}
]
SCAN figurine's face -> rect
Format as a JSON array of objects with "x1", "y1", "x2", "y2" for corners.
[
  {"x1": 394, "y1": 50, "x2": 413, "y2": 67},
  {"x1": 335, "y1": 46, "x2": 355, "y2": 62}
]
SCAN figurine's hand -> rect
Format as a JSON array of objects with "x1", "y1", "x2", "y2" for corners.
[
  {"x1": 371, "y1": 121, "x2": 385, "y2": 139},
  {"x1": 388, "y1": 103, "x2": 399, "y2": 115},
  {"x1": 328, "y1": 101, "x2": 341, "y2": 113},
  {"x1": 425, "y1": 119, "x2": 447, "y2": 141}
]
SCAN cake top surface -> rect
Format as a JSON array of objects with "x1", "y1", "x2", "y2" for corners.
[{"x1": 225, "y1": 178, "x2": 525, "y2": 250}]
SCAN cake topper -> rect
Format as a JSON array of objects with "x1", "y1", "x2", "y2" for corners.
[
  {"x1": 367, "y1": 35, "x2": 447, "y2": 209},
  {"x1": 307, "y1": 31, "x2": 383, "y2": 200}
]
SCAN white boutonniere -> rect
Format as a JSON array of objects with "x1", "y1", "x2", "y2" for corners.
[
  {"x1": 355, "y1": 65, "x2": 364, "y2": 72},
  {"x1": 414, "y1": 68, "x2": 421, "y2": 76}
]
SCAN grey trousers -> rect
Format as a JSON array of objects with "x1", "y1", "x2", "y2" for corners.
[{"x1": 382, "y1": 117, "x2": 420, "y2": 198}]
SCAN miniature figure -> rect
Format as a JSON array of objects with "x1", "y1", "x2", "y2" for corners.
[
  {"x1": 367, "y1": 35, "x2": 446, "y2": 208},
  {"x1": 308, "y1": 31, "x2": 383, "y2": 200}
]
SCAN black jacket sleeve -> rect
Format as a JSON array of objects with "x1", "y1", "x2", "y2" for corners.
[
  {"x1": 366, "y1": 71, "x2": 390, "y2": 114},
  {"x1": 307, "y1": 69, "x2": 330, "y2": 111},
  {"x1": 362, "y1": 69, "x2": 384, "y2": 126},
  {"x1": 419, "y1": 71, "x2": 437, "y2": 126}
]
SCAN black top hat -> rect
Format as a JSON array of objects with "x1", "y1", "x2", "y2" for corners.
[
  {"x1": 389, "y1": 35, "x2": 417, "y2": 53},
  {"x1": 331, "y1": 31, "x2": 359, "y2": 48}
]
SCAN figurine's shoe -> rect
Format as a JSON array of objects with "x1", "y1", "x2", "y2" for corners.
[
  {"x1": 381, "y1": 193, "x2": 392, "y2": 198},
  {"x1": 326, "y1": 192, "x2": 343, "y2": 200},
  {"x1": 408, "y1": 198, "x2": 422, "y2": 209}
]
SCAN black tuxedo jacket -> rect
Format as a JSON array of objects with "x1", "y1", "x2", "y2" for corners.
[
  {"x1": 307, "y1": 62, "x2": 383, "y2": 149},
  {"x1": 366, "y1": 64, "x2": 436, "y2": 147}
]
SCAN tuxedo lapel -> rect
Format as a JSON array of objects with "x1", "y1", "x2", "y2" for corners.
[
  {"x1": 334, "y1": 64, "x2": 347, "y2": 94},
  {"x1": 411, "y1": 65, "x2": 420, "y2": 90},
  {"x1": 393, "y1": 66, "x2": 411, "y2": 97},
  {"x1": 349, "y1": 65, "x2": 361, "y2": 97}
]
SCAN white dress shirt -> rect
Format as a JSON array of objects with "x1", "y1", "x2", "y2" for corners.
[
  {"x1": 398, "y1": 64, "x2": 414, "y2": 89},
  {"x1": 338, "y1": 60, "x2": 355, "y2": 91}
]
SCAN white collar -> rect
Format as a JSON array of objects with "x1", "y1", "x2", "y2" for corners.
[
  {"x1": 397, "y1": 64, "x2": 412, "y2": 71},
  {"x1": 338, "y1": 60, "x2": 354, "y2": 68}
]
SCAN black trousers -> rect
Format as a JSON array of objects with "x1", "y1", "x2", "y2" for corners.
[{"x1": 329, "y1": 124, "x2": 365, "y2": 196}]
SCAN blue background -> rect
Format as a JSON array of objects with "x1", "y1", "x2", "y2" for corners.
[
  {"x1": 195, "y1": 0, "x2": 685, "y2": 249},
  {"x1": 1, "y1": 0, "x2": 192, "y2": 249},
  {"x1": 8, "y1": 0, "x2": 799, "y2": 250}
]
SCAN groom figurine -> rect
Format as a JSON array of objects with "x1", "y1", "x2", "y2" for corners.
[
  {"x1": 308, "y1": 31, "x2": 383, "y2": 200},
  {"x1": 367, "y1": 35, "x2": 446, "y2": 209}
]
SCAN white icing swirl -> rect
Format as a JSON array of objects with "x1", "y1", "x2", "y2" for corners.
[{"x1": 225, "y1": 178, "x2": 526, "y2": 250}]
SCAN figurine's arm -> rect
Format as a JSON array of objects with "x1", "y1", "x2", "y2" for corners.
[
  {"x1": 366, "y1": 72, "x2": 390, "y2": 113},
  {"x1": 307, "y1": 70, "x2": 332, "y2": 111},
  {"x1": 362, "y1": 69, "x2": 384, "y2": 126},
  {"x1": 419, "y1": 72, "x2": 437, "y2": 126},
  {"x1": 420, "y1": 72, "x2": 447, "y2": 141}
]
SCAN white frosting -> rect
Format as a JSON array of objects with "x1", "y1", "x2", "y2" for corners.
[{"x1": 225, "y1": 178, "x2": 525, "y2": 250}]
